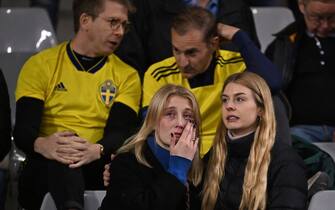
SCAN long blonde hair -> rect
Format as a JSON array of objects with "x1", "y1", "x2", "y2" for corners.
[
  {"x1": 201, "y1": 72, "x2": 276, "y2": 210},
  {"x1": 118, "y1": 84, "x2": 203, "y2": 185}
]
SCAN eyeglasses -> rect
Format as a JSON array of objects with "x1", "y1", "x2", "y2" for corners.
[
  {"x1": 97, "y1": 16, "x2": 131, "y2": 33},
  {"x1": 305, "y1": 11, "x2": 335, "y2": 24}
]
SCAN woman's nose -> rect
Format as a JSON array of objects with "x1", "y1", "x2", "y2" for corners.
[
  {"x1": 176, "y1": 114, "x2": 187, "y2": 127},
  {"x1": 224, "y1": 101, "x2": 236, "y2": 111}
]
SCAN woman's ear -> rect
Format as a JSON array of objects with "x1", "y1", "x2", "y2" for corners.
[{"x1": 257, "y1": 108, "x2": 263, "y2": 117}]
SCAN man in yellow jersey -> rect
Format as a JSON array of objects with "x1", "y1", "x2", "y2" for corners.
[
  {"x1": 14, "y1": 0, "x2": 141, "y2": 209},
  {"x1": 142, "y1": 6, "x2": 282, "y2": 156}
]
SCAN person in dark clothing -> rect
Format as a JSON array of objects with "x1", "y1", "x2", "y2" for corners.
[
  {"x1": 0, "y1": 68, "x2": 11, "y2": 210},
  {"x1": 266, "y1": 0, "x2": 335, "y2": 143},
  {"x1": 100, "y1": 84, "x2": 204, "y2": 210},
  {"x1": 288, "y1": 0, "x2": 303, "y2": 20},
  {"x1": 30, "y1": 0, "x2": 60, "y2": 29},
  {"x1": 13, "y1": 0, "x2": 141, "y2": 209},
  {"x1": 115, "y1": 0, "x2": 260, "y2": 76},
  {"x1": 246, "y1": 0, "x2": 288, "y2": 6},
  {"x1": 194, "y1": 72, "x2": 307, "y2": 210},
  {"x1": 0, "y1": 69, "x2": 11, "y2": 167}
]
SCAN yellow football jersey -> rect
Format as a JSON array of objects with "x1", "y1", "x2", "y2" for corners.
[
  {"x1": 143, "y1": 50, "x2": 245, "y2": 156},
  {"x1": 16, "y1": 42, "x2": 141, "y2": 143}
]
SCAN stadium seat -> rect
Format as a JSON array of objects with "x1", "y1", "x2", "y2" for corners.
[
  {"x1": 40, "y1": 193, "x2": 57, "y2": 210},
  {"x1": 40, "y1": 191, "x2": 106, "y2": 210},
  {"x1": 0, "y1": 7, "x2": 57, "y2": 123},
  {"x1": 251, "y1": 7, "x2": 294, "y2": 52},
  {"x1": 308, "y1": 190, "x2": 335, "y2": 210},
  {"x1": 85, "y1": 190, "x2": 106, "y2": 210},
  {"x1": 313, "y1": 143, "x2": 335, "y2": 162},
  {"x1": 0, "y1": 8, "x2": 57, "y2": 210}
]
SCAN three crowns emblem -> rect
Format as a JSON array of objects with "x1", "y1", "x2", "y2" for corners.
[{"x1": 100, "y1": 80, "x2": 117, "y2": 107}]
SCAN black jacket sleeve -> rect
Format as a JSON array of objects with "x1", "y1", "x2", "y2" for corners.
[
  {"x1": 100, "y1": 153, "x2": 187, "y2": 210},
  {"x1": 98, "y1": 102, "x2": 140, "y2": 161},
  {"x1": 13, "y1": 97, "x2": 44, "y2": 157},
  {"x1": 267, "y1": 143, "x2": 308, "y2": 210},
  {"x1": 0, "y1": 69, "x2": 12, "y2": 161},
  {"x1": 233, "y1": 30, "x2": 283, "y2": 93}
]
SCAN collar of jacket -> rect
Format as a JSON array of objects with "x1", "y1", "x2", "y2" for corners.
[
  {"x1": 142, "y1": 139, "x2": 166, "y2": 172},
  {"x1": 147, "y1": 136, "x2": 170, "y2": 171},
  {"x1": 273, "y1": 18, "x2": 307, "y2": 43}
]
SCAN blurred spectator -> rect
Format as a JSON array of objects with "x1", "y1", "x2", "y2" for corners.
[
  {"x1": 0, "y1": 69, "x2": 12, "y2": 210},
  {"x1": 116, "y1": 0, "x2": 260, "y2": 76},
  {"x1": 266, "y1": 0, "x2": 335, "y2": 143},
  {"x1": 30, "y1": 0, "x2": 60, "y2": 30}
]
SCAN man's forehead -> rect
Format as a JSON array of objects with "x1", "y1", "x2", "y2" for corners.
[
  {"x1": 304, "y1": 0, "x2": 335, "y2": 3},
  {"x1": 171, "y1": 39, "x2": 205, "y2": 52},
  {"x1": 171, "y1": 27, "x2": 206, "y2": 39},
  {"x1": 171, "y1": 30, "x2": 206, "y2": 47},
  {"x1": 305, "y1": 0, "x2": 335, "y2": 12},
  {"x1": 101, "y1": 1, "x2": 127, "y2": 12},
  {"x1": 100, "y1": 1, "x2": 128, "y2": 18},
  {"x1": 305, "y1": 0, "x2": 335, "y2": 6}
]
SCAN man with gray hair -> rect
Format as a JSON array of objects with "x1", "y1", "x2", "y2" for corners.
[{"x1": 266, "y1": 0, "x2": 335, "y2": 143}]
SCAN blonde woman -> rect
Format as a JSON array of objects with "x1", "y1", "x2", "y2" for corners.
[
  {"x1": 100, "y1": 84, "x2": 203, "y2": 210},
  {"x1": 197, "y1": 72, "x2": 307, "y2": 210}
]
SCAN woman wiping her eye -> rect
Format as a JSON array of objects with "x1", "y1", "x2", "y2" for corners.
[{"x1": 100, "y1": 84, "x2": 203, "y2": 210}]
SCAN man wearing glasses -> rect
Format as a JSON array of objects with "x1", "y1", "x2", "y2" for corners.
[
  {"x1": 266, "y1": 0, "x2": 335, "y2": 143},
  {"x1": 14, "y1": 0, "x2": 141, "y2": 209}
]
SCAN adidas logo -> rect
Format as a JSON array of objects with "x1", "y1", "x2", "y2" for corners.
[{"x1": 54, "y1": 82, "x2": 67, "y2": 91}]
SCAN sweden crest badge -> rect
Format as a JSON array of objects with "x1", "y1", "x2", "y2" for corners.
[{"x1": 100, "y1": 80, "x2": 116, "y2": 107}]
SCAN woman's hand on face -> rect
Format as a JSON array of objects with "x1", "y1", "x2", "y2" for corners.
[{"x1": 170, "y1": 122, "x2": 199, "y2": 161}]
